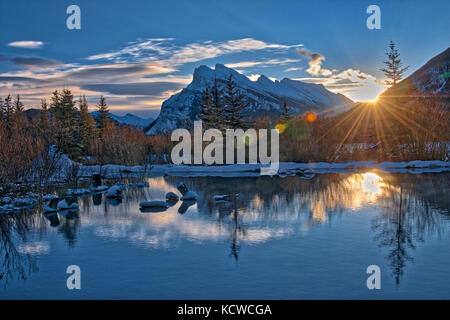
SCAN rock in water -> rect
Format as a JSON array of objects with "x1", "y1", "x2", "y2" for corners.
[
  {"x1": 177, "y1": 182, "x2": 188, "y2": 196},
  {"x1": 139, "y1": 201, "x2": 169, "y2": 208},
  {"x1": 166, "y1": 192, "x2": 179, "y2": 200},
  {"x1": 166, "y1": 192, "x2": 179, "y2": 206},
  {"x1": 106, "y1": 185, "x2": 122, "y2": 198},
  {"x1": 57, "y1": 199, "x2": 69, "y2": 210},
  {"x1": 178, "y1": 200, "x2": 196, "y2": 214},
  {"x1": 181, "y1": 191, "x2": 197, "y2": 201},
  {"x1": 139, "y1": 201, "x2": 169, "y2": 213}
]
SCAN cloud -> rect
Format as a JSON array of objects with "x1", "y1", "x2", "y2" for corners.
[
  {"x1": 0, "y1": 76, "x2": 48, "y2": 83},
  {"x1": 10, "y1": 57, "x2": 61, "y2": 68},
  {"x1": 81, "y1": 82, "x2": 183, "y2": 96},
  {"x1": 297, "y1": 48, "x2": 332, "y2": 76},
  {"x1": 64, "y1": 63, "x2": 174, "y2": 81},
  {"x1": 297, "y1": 68, "x2": 385, "y2": 101},
  {"x1": 284, "y1": 67, "x2": 303, "y2": 72},
  {"x1": 1, "y1": 38, "x2": 308, "y2": 114},
  {"x1": 226, "y1": 58, "x2": 300, "y2": 69},
  {"x1": 7, "y1": 41, "x2": 45, "y2": 49},
  {"x1": 87, "y1": 38, "x2": 302, "y2": 66}
]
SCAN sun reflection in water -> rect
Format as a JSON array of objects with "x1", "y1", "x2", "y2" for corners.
[{"x1": 310, "y1": 172, "x2": 387, "y2": 221}]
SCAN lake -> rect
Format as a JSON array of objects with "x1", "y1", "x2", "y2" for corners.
[{"x1": 1, "y1": 171, "x2": 449, "y2": 299}]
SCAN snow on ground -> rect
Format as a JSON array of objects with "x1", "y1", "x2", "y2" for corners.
[
  {"x1": 78, "y1": 160, "x2": 450, "y2": 179},
  {"x1": 1, "y1": 160, "x2": 448, "y2": 213}
]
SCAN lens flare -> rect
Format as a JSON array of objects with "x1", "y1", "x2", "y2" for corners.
[
  {"x1": 275, "y1": 123, "x2": 287, "y2": 134},
  {"x1": 305, "y1": 112, "x2": 317, "y2": 123}
]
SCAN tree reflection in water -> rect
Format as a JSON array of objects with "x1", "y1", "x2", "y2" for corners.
[
  {"x1": 184, "y1": 172, "x2": 448, "y2": 283},
  {"x1": 0, "y1": 211, "x2": 41, "y2": 286},
  {"x1": 0, "y1": 172, "x2": 448, "y2": 288}
]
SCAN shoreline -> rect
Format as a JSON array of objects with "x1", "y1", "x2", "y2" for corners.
[{"x1": 79, "y1": 160, "x2": 450, "y2": 179}]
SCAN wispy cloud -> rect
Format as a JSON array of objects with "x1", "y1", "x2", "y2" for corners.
[
  {"x1": 0, "y1": 38, "x2": 304, "y2": 114},
  {"x1": 7, "y1": 41, "x2": 45, "y2": 49},
  {"x1": 297, "y1": 68, "x2": 385, "y2": 101},
  {"x1": 226, "y1": 58, "x2": 300, "y2": 69},
  {"x1": 87, "y1": 38, "x2": 302, "y2": 66}
]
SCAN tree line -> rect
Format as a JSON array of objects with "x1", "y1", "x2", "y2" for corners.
[
  {"x1": 199, "y1": 75, "x2": 253, "y2": 130},
  {"x1": 0, "y1": 90, "x2": 164, "y2": 190}
]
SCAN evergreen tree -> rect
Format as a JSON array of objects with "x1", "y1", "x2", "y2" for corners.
[
  {"x1": 40, "y1": 99, "x2": 49, "y2": 126},
  {"x1": 223, "y1": 75, "x2": 251, "y2": 129},
  {"x1": 0, "y1": 97, "x2": 3, "y2": 122},
  {"x1": 198, "y1": 77, "x2": 225, "y2": 130},
  {"x1": 280, "y1": 101, "x2": 291, "y2": 123},
  {"x1": 49, "y1": 89, "x2": 82, "y2": 155},
  {"x1": 380, "y1": 41, "x2": 409, "y2": 87},
  {"x1": 2, "y1": 95, "x2": 14, "y2": 131},
  {"x1": 198, "y1": 87, "x2": 217, "y2": 129},
  {"x1": 12, "y1": 94, "x2": 25, "y2": 129},
  {"x1": 97, "y1": 95, "x2": 111, "y2": 132},
  {"x1": 79, "y1": 95, "x2": 97, "y2": 144}
]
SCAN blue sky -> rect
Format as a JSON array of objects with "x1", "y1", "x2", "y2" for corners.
[{"x1": 1, "y1": 0, "x2": 449, "y2": 117}]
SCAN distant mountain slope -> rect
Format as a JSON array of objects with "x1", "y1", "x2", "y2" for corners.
[
  {"x1": 24, "y1": 109, "x2": 153, "y2": 130},
  {"x1": 146, "y1": 64, "x2": 353, "y2": 135},
  {"x1": 90, "y1": 112, "x2": 154, "y2": 129},
  {"x1": 381, "y1": 47, "x2": 450, "y2": 99}
]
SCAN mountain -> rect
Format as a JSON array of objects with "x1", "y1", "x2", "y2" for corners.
[
  {"x1": 91, "y1": 112, "x2": 154, "y2": 129},
  {"x1": 24, "y1": 109, "x2": 154, "y2": 129},
  {"x1": 146, "y1": 63, "x2": 354, "y2": 135},
  {"x1": 380, "y1": 47, "x2": 450, "y2": 99}
]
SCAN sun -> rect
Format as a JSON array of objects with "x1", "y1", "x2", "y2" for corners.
[{"x1": 366, "y1": 94, "x2": 380, "y2": 104}]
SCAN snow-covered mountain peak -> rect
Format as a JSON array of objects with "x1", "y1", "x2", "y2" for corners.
[{"x1": 146, "y1": 64, "x2": 354, "y2": 135}]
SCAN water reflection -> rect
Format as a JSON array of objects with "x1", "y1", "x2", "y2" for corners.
[{"x1": 0, "y1": 172, "x2": 448, "y2": 289}]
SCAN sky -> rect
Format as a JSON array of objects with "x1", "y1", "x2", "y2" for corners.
[{"x1": 1, "y1": 0, "x2": 449, "y2": 118}]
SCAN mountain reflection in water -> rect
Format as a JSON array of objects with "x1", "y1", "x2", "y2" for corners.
[{"x1": 0, "y1": 171, "x2": 449, "y2": 296}]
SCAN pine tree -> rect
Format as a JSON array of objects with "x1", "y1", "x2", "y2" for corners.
[
  {"x1": 49, "y1": 89, "x2": 82, "y2": 155},
  {"x1": 40, "y1": 99, "x2": 49, "y2": 126},
  {"x1": 198, "y1": 77, "x2": 226, "y2": 130},
  {"x1": 223, "y1": 75, "x2": 251, "y2": 129},
  {"x1": 12, "y1": 94, "x2": 25, "y2": 129},
  {"x1": 3, "y1": 95, "x2": 14, "y2": 131},
  {"x1": 380, "y1": 41, "x2": 409, "y2": 87},
  {"x1": 0, "y1": 97, "x2": 3, "y2": 122},
  {"x1": 198, "y1": 87, "x2": 218, "y2": 129},
  {"x1": 280, "y1": 101, "x2": 291, "y2": 123},
  {"x1": 79, "y1": 94, "x2": 97, "y2": 144},
  {"x1": 97, "y1": 95, "x2": 111, "y2": 132}
]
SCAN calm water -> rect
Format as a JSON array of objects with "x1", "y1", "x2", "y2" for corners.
[{"x1": 1, "y1": 171, "x2": 449, "y2": 299}]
